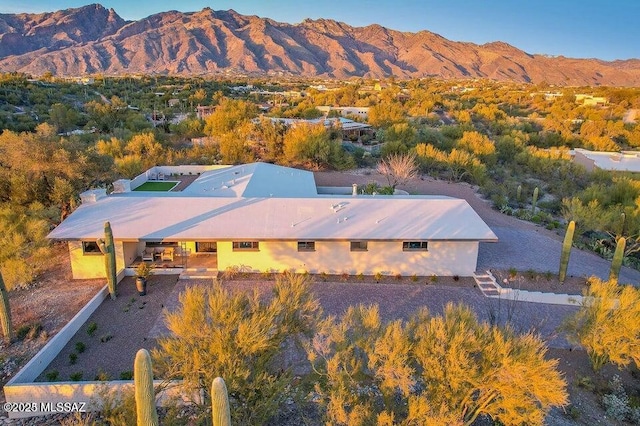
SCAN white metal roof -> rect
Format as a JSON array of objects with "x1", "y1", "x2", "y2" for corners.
[
  {"x1": 181, "y1": 163, "x2": 317, "y2": 197},
  {"x1": 48, "y1": 162, "x2": 497, "y2": 242},
  {"x1": 48, "y1": 195, "x2": 496, "y2": 242}
]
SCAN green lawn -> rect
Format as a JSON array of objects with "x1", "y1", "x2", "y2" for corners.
[{"x1": 133, "y1": 181, "x2": 179, "y2": 191}]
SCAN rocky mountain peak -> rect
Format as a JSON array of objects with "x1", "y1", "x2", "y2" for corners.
[{"x1": 0, "y1": 4, "x2": 638, "y2": 86}]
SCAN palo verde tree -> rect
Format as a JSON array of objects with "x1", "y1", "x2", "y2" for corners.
[
  {"x1": 307, "y1": 303, "x2": 567, "y2": 426},
  {"x1": 563, "y1": 277, "x2": 640, "y2": 372},
  {"x1": 203, "y1": 98, "x2": 258, "y2": 137},
  {"x1": 153, "y1": 271, "x2": 321, "y2": 424},
  {"x1": 377, "y1": 152, "x2": 419, "y2": 191}
]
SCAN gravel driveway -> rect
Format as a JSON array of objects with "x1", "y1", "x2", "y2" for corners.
[
  {"x1": 310, "y1": 281, "x2": 577, "y2": 349},
  {"x1": 478, "y1": 227, "x2": 640, "y2": 284},
  {"x1": 153, "y1": 279, "x2": 577, "y2": 350}
]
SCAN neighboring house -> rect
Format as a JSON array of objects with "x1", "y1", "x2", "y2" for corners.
[
  {"x1": 48, "y1": 163, "x2": 497, "y2": 281},
  {"x1": 317, "y1": 106, "x2": 370, "y2": 119},
  {"x1": 575, "y1": 94, "x2": 608, "y2": 106},
  {"x1": 572, "y1": 148, "x2": 640, "y2": 172},
  {"x1": 262, "y1": 116, "x2": 374, "y2": 141},
  {"x1": 196, "y1": 105, "x2": 216, "y2": 120}
]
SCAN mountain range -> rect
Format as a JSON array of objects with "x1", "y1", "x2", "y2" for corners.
[{"x1": 1, "y1": 3, "x2": 639, "y2": 86}]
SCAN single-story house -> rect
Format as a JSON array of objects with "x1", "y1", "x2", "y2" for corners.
[
  {"x1": 48, "y1": 163, "x2": 497, "y2": 280},
  {"x1": 572, "y1": 148, "x2": 640, "y2": 173}
]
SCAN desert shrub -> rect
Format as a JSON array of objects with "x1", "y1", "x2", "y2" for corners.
[
  {"x1": 307, "y1": 303, "x2": 567, "y2": 425},
  {"x1": 0, "y1": 205, "x2": 52, "y2": 290},
  {"x1": 100, "y1": 333, "x2": 113, "y2": 343},
  {"x1": 69, "y1": 372, "x2": 83, "y2": 381},
  {"x1": 16, "y1": 323, "x2": 42, "y2": 340},
  {"x1": 602, "y1": 375, "x2": 632, "y2": 421},
  {"x1": 222, "y1": 265, "x2": 240, "y2": 280},
  {"x1": 563, "y1": 278, "x2": 640, "y2": 371},
  {"x1": 69, "y1": 353, "x2": 77, "y2": 365},
  {"x1": 94, "y1": 370, "x2": 110, "y2": 381},
  {"x1": 45, "y1": 370, "x2": 59, "y2": 381},
  {"x1": 75, "y1": 341, "x2": 86, "y2": 353},
  {"x1": 153, "y1": 271, "x2": 321, "y2": 424},
  {"x1": 86, "y1": 322, "x2": 98, "y2": 336},
  {"x1": 97, "y1": 385, "x2": 137, "y2": 426},
  {"x1": 119, "y1": 371, "x2": 133, "y2": 380}
]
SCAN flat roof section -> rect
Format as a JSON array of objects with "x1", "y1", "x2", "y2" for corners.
[{"x1": 47, "y1": 195, "x2": 497, "y2": 242}]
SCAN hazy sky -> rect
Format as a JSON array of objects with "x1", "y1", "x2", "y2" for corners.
[{"x1": 2, "y1": 1, "x2": 638, "y2": 61}]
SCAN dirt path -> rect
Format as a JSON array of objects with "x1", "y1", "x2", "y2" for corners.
[{"x1": 314, "y1": 170, "x2": 640, "y2": 285}]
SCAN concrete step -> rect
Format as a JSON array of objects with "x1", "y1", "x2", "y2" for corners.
[{"x1": 179, "y1": 269, "x2": 218, "y2": 279}]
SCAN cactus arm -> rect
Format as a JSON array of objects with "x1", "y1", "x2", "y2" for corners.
[
  {"x1": 609, "y1": 237, "x2": 626, "y2": 284},
  {"x1": 559, "y1": 221, "x2": 575, "y2": 283},
  {"x1": 134, "y1": 349, "x2": 159, "y2": 426},
  {"x1": 211, "y1": 377, "x2": 231, "y2": 426},
  {"x1": 0, "y1": 271, "x2": 13, "y2": 344}
]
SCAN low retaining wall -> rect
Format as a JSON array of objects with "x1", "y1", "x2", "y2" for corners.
[
  {"x1": 6, "y1": 286, "x2": 109, "y2": 386},
  {"x1": 3, "y1": 284, "x2": 192, "y2": 419},
  {"x1": 4, "y1": 380, "x2": 186, "y2": 419}
]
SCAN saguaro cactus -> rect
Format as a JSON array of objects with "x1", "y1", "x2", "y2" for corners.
[
  {"x1": 211, "y1": 377, "x2": 231, "y2": 426},
  {"x1": 134, "y1": 349, "x2": 159, "y2": 426},
  {"x1": 0, "y1": 270, "x2": 13, "y2": 344},
  {"x1": 559, "y1": 221, "x2": 575, "y2": 283},
  {"x1": 97, "y1": 221, "x2": 117, "y2": 300},
  {"x1": 609, "y1": 237, "x2": 626, "y2": 284},
  {"x1": 516, "y1": 184, "x2": 522, "y2": 202},
  {"x1": 531, "y1": 187, "x2": 539, "y2": 214}
]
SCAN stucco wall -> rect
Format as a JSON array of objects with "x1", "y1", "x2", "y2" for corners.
[
  {"x1": 69, "y1": 241, "x2": 130, "y2": 279},
  {"x1": 216, "y1": 240, "x2": 479, "y2": 276}
]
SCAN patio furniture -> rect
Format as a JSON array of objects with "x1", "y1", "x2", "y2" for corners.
[
  {"x1": 158, "y1": 172, "x2": 165, "y2": 180},
  {"x1": 161, "y1": 247, "x2": 174, "y2": 261},
  {"x1": 154, "y1": 247, "x2": 164, "y2": 259},
  {"x1": 149, "y1": 173, "x2": 158, "y2": 181},
  {"x1": 142, "y1": 248, "x2": 155, "y2": 262},
  {"x1": 162, "y1": 247, "x2": 173, "y2": 262}
]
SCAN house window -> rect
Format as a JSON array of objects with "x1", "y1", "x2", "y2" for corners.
[
  {"x1": 350, "y1": 241, "x2": 368, "y2": 251},
  {"x1": 297, "y1": 241, "x2": 315, "y2": 252},
  {"x1": 196, "y1": 242, "x2": 217, "y2": 253},
  {"x1": 402, "y1": 241, "x2": 428, "y2": 251},
  {"x1": 232, "y1": 241, "x2": 259, "y2": 251},
  {"x1": 82, "y1": 241, "x2": 102, "y2": 255}
]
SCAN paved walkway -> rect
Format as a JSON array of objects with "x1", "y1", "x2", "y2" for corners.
[{"x1": 474, "y1": 271, "x2": 584, "y2": 306}]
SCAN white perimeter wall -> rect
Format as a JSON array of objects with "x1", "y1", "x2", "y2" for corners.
[{"x1": 216, "y1": 240, "x2": 479, "y2": 276}]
